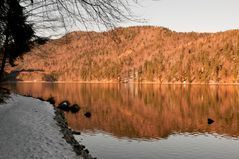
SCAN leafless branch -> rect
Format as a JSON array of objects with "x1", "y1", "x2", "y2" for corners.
[{"x1": 20, "y1": 0, "x2": 139, "y2": 37}]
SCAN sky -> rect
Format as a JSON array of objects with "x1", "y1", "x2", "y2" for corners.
[
  {"x1": 126, "y1": 0, "x2": 239, "y2": 33},
  {"x1": 37, "y1": 0, "x2": 239, "y2": 38}
]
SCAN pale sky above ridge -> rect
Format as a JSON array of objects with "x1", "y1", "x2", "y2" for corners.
[
  {"x1": 126, "y1": 0, "x2": 239, "y2": 32},
  {"x1": 42, "y1": 0, "x2": 239, "y2": 38}
]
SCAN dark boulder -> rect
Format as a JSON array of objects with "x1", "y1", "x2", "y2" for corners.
[
  {"x1": 70, "y1": 104, "x2": 80, "y2": 113},
  {"x1": 37, "y1": 97, "x2": 44, "y2": 101},
  {"x1": 58, "y1": 100, "x2": 70, "y2": 111},
  {"x1": 84, "y1": 112, "x2": 92, "y2": 118},
  {"x1": 47, "y1": 97, "x2": 55, "y2": 105},
  {"x1": 85, "y1": 149, "x2": 89, "y2": 154},
  {"x1": 72, "y1": 130, "x2": 81, "y2": 135},
  {"x1": 208, "y1": 118, "x2": 214, "y2": 125}
]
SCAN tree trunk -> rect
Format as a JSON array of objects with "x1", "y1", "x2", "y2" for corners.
[
  {"x1": 0, "y1": 50, "x2": 7, "y2": 81},
  {"x1": 0, "y1": 31, "x2": 9, "y2": 81}
]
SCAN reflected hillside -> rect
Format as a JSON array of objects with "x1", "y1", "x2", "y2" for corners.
[{"x1": 5, "y1": 83, "x2": 239, "y2": 139}]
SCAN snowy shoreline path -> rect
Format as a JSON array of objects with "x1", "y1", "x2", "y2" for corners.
[{"x1": 0, "y1": 94, "x2": 79, "y2": 159}]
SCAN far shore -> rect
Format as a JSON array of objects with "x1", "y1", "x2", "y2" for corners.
[{"x1": 2, "y1": 80, "x2": 239, "y2": 86}]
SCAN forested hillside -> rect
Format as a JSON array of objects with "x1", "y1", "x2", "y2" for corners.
[{"x1": 6, "y1": 26, "x2": 239, "y2": 83}]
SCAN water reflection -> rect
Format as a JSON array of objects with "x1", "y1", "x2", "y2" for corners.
[
  {"x1": 5, "y1": 83, "x2": 239, "y2": 139},
  {"x1": 76, "y1": 132, "x2": 239, "y2": 159}
]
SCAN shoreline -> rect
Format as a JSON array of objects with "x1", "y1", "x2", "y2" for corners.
[
  {"x1": 2, "y1": 80, "x2": 239, "y2": 86},
  {"x1": 53, "y1": 106, "x2": 94, "y2": 159},
  {"x1": 0, "y1": 94, "x2": 78, "y2": 158},
  {"x1": 24, "y1": 95, "x2": 95, "y2": 159},
  {"x1": 0, "y1": 92, "x2": 94, "y2": 159}
]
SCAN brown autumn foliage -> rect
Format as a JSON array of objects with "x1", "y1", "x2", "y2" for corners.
[{"x1": 6, "y1": 26, "x2": 239, "y2": 83}]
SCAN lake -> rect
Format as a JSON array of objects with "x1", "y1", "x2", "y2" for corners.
[{"x1": 4, "y1": 83, "x2": 239, "y2": 159}]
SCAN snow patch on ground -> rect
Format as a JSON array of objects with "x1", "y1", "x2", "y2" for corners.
[{"x1": 0, "y1": 94, "x2": 80, "y2": 159}]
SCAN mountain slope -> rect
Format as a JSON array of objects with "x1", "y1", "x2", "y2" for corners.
[{"x1": 6, "y1": 26, "x2": 239, "y2": 83}]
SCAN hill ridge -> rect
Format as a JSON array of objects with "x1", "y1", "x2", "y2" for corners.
[{"x1": 6, "y1": 26, "x2": 239, "y2": 83}]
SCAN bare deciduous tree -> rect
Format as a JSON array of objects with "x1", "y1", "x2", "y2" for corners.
[{"x1": 22, "y1": 0, "x2": 139, "y2": 37}]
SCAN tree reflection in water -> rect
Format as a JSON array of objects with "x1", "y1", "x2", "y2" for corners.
[{"x1": 5, "y1": 83, "x2": 239, "y2": 139}]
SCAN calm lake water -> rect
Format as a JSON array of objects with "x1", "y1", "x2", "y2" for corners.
[{"x1": 4, "y1": 83, "x2": 239, "y2": 159}]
